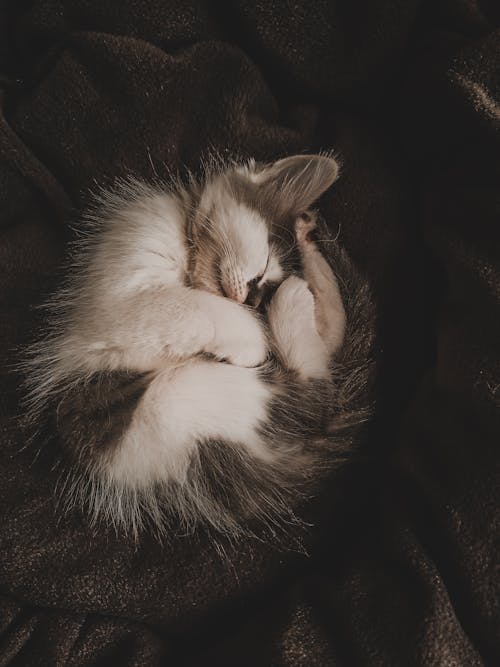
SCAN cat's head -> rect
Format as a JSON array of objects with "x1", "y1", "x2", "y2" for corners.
[{"x1": 189, "y1": 154, "x2": 340, "y2": 307}]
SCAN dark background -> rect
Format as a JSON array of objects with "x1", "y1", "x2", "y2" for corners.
[{"x1": 0, "y1": 1, "x2": 499, "y2": 665}]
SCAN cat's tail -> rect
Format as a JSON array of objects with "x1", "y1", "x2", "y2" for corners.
[{"x1": 32, "y1": 360, "x2": 330, "y2": 539}]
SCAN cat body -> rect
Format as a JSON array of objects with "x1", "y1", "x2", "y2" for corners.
[{"x1": 24, "y1": 155, "x2": 374, "y2": 536}]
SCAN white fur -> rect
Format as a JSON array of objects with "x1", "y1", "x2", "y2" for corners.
[
  {"x1": 268, "y1": 276, "x2": 331, "y2": 380},
  {"x1": 297, "y1": 221, "x2": 346, "y2": 354},
  {"x1": 211, "y1": 199, "x2": 269, "y2": 303},
  {"x1": 268, "y1": 215, "x2": 346, "y2": 380},
  {"x1": 107, "y1": 361, "x2": 274, "y2": 488},
  {"x1": 46, "y1": 187, "x2": 269, "y2": 377}
]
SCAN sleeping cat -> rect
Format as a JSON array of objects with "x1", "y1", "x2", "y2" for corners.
[{"x1": 24, "y1": 154, "x2": 375, "y2": 537}]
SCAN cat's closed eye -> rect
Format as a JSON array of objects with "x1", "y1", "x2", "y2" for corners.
[
  {"x1": 247, "y1": 279, "x2": 279, "y2": 309},
  {"x1": 248, "y1": 275, "x2": 263, "y2": 289},
  {"x1": 246, "y1": 277, "x2": 262, "y2": 305}
]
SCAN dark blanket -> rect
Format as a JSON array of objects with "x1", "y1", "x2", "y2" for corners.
[{"x1": 1, "y1": 1, "x2": 499, "y2": 665}]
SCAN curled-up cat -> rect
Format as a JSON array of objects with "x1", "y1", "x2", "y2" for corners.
[{"x1": 23, "y1": 154, "x2": 375, "y2": 538}]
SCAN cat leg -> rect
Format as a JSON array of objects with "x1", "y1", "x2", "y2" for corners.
[
  {"x1": 295, "y1": 213, "x2": 346, "y2": 355},
  {"x1": 267, "y1": 275, "x2": 331, "y2": 380},
  {"x1": 153, "y1": 286, "x2": 269, "y2": 368},
  {"x1": 193, "y1": 289, "x2": 269, "y2": 368},
  {"x1": 267, "y1": 214, "x2": 346, "y2": 380},
  {"x1": 73, "y1": 285, "x2": 269, "y2": 373}
]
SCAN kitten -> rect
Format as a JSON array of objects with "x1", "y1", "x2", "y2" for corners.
[{"x1": 23, "y1": 155, "x2": 375, "y2": 537}]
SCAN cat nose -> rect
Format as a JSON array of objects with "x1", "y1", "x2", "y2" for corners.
[
  {"x1": 230, "y1": 286, "x2": 249, "y2": 303},
  {"x1": 222, "y1": 282, "x2": 249, "y2": 303}
]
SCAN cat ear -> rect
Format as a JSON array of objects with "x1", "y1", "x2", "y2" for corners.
[{"x1": 258, "y1": 154, "x2": 340, "y2": 216}]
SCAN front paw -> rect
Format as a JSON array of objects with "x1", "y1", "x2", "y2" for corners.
[
  {"x1": 210, "y1": 308, "x2": 268, "y2": 367},
  {"x1": 267, "y1": 275, "x2": 330, "y2": 380},
  {"x1": 268, "y1": 275, "x2": 315, "y2": 322},
  {"x1": 223, "y1": 336, "x2": 268, "y2": 367}
]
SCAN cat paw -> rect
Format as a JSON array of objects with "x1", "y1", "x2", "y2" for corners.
[
  {"x1": 268, "y1": 275, "x2": 315, "y2": 325},
  {"x1": 267, "y1": 275, "x2": 330, "y2": 380},
  {"x1": 209, "y1": 307, "x2": 268, "y2": 367},
  {"x1": 295, "y1": 211, "x2": 317, "y2": 247},
  {"x1": 223, "y1": 336, "x2": 268, "y2": 367}
]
